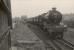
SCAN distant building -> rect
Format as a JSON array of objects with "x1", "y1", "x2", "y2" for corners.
[{"x1": 21, "y1": 15, "x2": 28, "y2": 21}]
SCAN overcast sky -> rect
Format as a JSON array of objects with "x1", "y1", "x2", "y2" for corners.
[{"x1": 11, "y1": 0, "x2": 74, "y2": 17}]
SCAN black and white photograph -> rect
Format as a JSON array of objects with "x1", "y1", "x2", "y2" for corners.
[{"x1": 0, "y1": 0, "x2": 74, "y2": 50}]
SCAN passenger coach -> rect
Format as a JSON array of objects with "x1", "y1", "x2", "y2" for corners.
[{"x1": 0, "y1": 0, "x2": 12, "y2": 50}]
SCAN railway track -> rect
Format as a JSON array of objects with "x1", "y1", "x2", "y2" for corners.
[
  {"x1": 53, "y1": 39, "x2": 74, "y2": 50},
  {"x1": 24, "y1": 23, "x2": 74, "y2": 50},
  {"x1": 46, "y1": 40, "x2": 62, "y2": 50},
  {"x1": 61, "y1": 39, "x2": 74, "y2": 48},
  {"x1": 55, "y1": 39, "x2": 74, "y2": 50}
]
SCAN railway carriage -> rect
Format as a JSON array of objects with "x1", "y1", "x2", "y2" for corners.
[{"x1": 0, "y1": 0, "x2": 12, "y2": 50}]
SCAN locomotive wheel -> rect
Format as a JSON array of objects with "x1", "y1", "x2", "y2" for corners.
[
  {"x1": 50, "y1": 32, "x2": 56, "y2": 40},
  {"x1": 60, "y1": 32, "x2": 64, "y2": 39},
  {"x1": 57, "y1": 32, "x2": 64, "y2": 39}
]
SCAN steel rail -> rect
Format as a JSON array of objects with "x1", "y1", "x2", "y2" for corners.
[{"x1": 55, "y1": 39, "x2": 73, "y2": 50}]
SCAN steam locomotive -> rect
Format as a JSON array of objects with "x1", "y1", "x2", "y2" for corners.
[{"x1": 27, "y1": 13, "x2": 67, "y2": 39}]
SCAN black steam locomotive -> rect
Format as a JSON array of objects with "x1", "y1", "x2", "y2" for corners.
[{"x1": 27, "y1": 13, "x2": 67, "y2": 39}]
